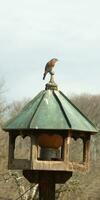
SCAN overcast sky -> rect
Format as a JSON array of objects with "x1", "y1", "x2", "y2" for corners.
[{"x1": 0, "y1": 0, "x2": 100, "y2": 103}]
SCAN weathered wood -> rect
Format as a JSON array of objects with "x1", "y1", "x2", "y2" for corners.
[
  {"x1": 9, "y1": 133, "x2": 90, "y2": 172},
  {"x1": 83, "y1": 135, "x2": 90, "y2": 167},
  {"x1": 8, "y1": 133, "x2": 15, "y2": 168},
  {"x1": 32, "y1": 135, "x2": 38, "y2": 162},
  {"x1": 39, "y1": 171, "x2": 55, "y2": 200},
  {"x1": 23, "y1": 170, "x2": 72, "y2": 183},
  {"x1": 23, "y1": 171, "x2": 72, "y2": 200},
  {"x1": 64, "y1": 131, "x2": 71, "y2": 162}
]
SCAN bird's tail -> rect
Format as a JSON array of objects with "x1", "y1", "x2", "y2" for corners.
[{"x1": 43, "y1": 72, "x2": 46, "y2": 80}]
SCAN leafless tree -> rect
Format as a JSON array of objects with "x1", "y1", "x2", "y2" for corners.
[{"x1": 0, "y1": 79, "x2": 7, "y2": 125}]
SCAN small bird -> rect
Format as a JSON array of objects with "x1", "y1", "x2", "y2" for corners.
[{"x1": 43, "y1": 58, "x2": 58, "y2": 80}]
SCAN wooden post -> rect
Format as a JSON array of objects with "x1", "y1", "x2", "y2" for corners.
[
  {"x1": 8, "y1": 133, "x2": 15, "y2": 168},
  {"x1": 64, "y1": 131, "x2": 71, "y2": 162},
  {"x1": 83, "y1": 135, "x2": 90, "y2": 166},
  {"x1": 39, "y1": 171, "x2": 55, "y2": 200}
]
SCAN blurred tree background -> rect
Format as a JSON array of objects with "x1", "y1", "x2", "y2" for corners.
[{"x1": 0, "y1": 80, "x2": 100, "y2": 200}]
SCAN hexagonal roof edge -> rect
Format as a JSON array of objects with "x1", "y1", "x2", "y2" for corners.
[{"x1": 3, "y1": 89, "x2": 98, "y2": 134}]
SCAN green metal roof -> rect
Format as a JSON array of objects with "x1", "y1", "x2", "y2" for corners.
[{"x1": 3, "y1": 89, "x2": 97, "y2": 133}]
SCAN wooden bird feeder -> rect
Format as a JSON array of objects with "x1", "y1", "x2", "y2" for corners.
[{"x1": 3, "y1": 72, "x2": 98, "y2": 200}]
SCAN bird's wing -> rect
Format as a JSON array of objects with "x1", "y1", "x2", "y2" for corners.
[
  {"x1": 45, "y1": 63, "x2": 48, "y2": 71},
  {"x1": 45, "y1": 62, "x2": 51, "y2": 72}
]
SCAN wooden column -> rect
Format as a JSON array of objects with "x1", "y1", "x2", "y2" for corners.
[
  {"x1": 64, "y1": 131, "x2": 71, "y2": 162},
  {"x1": 39, "y1": 171, "x2": 55, "y2": 200},
  {"x1": 83, "y1": 135, "x2": 90, "y2": 165},
  {"x1": 8, "y1": 133, "x2": 15, "y2": 168}
]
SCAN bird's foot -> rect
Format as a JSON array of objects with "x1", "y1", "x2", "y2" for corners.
[{"x1": 50, "y1": 71, "x2": 55, "y2": 76}]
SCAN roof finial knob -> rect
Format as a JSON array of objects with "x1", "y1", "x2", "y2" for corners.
[
  {"x1": 45, "y1": 70, "x2": 58, "y2": 90},
  {"x1": 49, "y1": 71, "x2": 55, "y2": 83}
]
